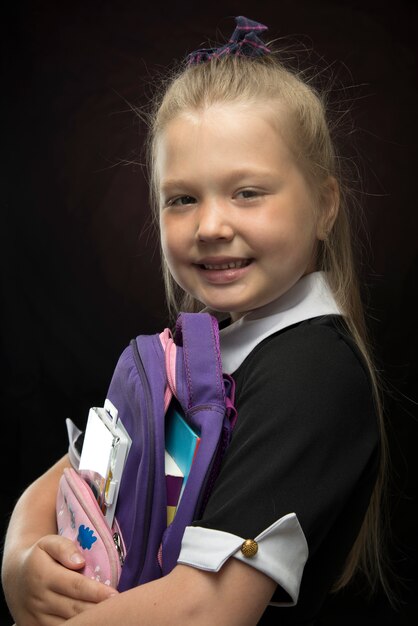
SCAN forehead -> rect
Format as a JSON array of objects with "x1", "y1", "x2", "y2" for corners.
[{"x1": 155, "y1": 102, "x2": 294, "y2": 181}]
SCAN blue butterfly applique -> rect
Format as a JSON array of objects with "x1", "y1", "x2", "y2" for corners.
[{"x1": 77, "y1": 525, "x2": 97, "y2": 550}]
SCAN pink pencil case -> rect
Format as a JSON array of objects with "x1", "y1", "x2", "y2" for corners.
[{"x1": 56, "y1": 467, "x2": 125, "y2": 588}]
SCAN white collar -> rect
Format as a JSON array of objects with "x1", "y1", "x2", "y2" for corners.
[{"x1": 218, "y1": 272, "x2": 342, "y2": 374}]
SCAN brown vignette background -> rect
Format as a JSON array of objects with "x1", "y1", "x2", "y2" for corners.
[{"x1": 1, "y1": 1, "x2": 417, "y2": 624}]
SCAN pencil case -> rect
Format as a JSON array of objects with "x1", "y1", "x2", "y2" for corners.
[{"x1": 56, "y1": 467, "x2": 125, "y2": 588}]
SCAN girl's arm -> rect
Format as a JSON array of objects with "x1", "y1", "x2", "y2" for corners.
[
  {"x1": 65, "y1": 559, "x2": 277, "y2": 626},
  {"x1": 3, "y1": 455, "x2": 275, "y2": 626},
  {"x1": 1, "y1": 455, "x2": 116, "y2": 626}
]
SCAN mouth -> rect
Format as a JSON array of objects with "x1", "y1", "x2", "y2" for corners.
[{"x1": 197, "y1": 259, "x2": 252, "y2": 270}]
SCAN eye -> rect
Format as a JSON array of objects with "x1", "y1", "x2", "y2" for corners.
[
  {"x1": 236, "y1": 189, "x2": 263, "y2": 200},
  {"x1": 169, "y1": 195, "x2": 197, "y2": 207}
]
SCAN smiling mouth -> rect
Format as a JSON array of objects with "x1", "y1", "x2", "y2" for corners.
[{"x1": 199, "y1": 259, "x2": 252, "y2": 270}]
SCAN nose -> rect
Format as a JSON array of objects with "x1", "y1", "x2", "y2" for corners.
[{"x1": 196, "y1": 200, "x2": 234, "y2": 243}]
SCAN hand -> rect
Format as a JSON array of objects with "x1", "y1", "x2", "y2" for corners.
[{"x1": 5, "y1": 534, "x2": 118, "y2": 626}]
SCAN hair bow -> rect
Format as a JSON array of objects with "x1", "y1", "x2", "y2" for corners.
[{"x1": 186, "y1": 16, "x2": 270, "y2": 65}]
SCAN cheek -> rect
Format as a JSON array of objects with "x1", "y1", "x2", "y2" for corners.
[
  {"x1": 160, "y1": 215, "x2": 186, "y2": 274},
  {"x1": 255, "y1": 215, "x2": 318, "y2": 268},
  {"x1": 159, "y1": 219, "x2": 169, "y2": 256},
  {"x1": 159, "y1": 213, "x2": 175, "y2": 252}
]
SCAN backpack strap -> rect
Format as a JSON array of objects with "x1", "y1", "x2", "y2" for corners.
[
  {"x1": 174, "y1": 312, "x2": 225, "y2": 410},
  {"x1": 161, "y1": 312, "x2": 232, "y2": 574},
  {"x1": 159, "y1": 328, "x2": 176, "y2": 412}
]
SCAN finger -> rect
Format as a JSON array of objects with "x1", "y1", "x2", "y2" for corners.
[
  {"x1": 14, "y1": 611, "x2": 63, "y2": 626},
  {"x1": 37, "y1": 534, "x2": 85, "y2": 570},
  {"x1": 34, "y1": 614, "x2": 63, "y2": 626},
  {"x1": 42, "y1": 595, "x2": 107, "y2": 621},
  {"x1": 68, "y1": 571, "x2": 118, "y2": 603},
  {"x1": 49, "y1": 567, "x2": 118, "y2": 604},
  {"x1": 27, "y1": 578, "x2": 115, "y2": 623}
]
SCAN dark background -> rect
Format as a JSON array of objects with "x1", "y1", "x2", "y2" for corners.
[{"x1": 1, "y1": 1, "x2": 417, "y2": 624}]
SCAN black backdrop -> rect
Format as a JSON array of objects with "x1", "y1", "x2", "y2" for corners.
[{"x1": 1, "y1": 1, "x2": 417, "y2": 624}]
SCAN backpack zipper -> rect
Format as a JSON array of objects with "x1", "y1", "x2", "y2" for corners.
[
  {"x1": 113, "y1": 531, "x2": 125, "y2": 565},
  {"x1": 130, "y1": 338, "x2": 155, "y2": 577}
]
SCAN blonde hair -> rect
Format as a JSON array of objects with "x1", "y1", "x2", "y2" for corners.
[{"x1": 147, "y1": 52, "x2": 388, "y2": 594}]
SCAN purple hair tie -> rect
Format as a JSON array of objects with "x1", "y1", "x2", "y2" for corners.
[{"x1": 186, "y1": 16, "x2": 270, "y2": 65}]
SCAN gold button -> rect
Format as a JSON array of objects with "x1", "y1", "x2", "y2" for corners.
[{"x1": 241, "y1": 539, "x2": 258, "y2": 558}]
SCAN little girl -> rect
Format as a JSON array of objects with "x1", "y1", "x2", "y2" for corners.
[{"x1": 2, "y1": 16, "x2": 386, "y2": 626}]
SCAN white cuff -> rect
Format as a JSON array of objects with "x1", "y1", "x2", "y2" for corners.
[{"x1": 177, "y1": 513, "x2": 308, "y2": 605}]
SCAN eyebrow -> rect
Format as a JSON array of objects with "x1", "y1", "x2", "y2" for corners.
[
  {"x1": 160, "y1": 169, "x2": 276, "y2": 191},
  {"x1": 160, "y1": 179, "x2": 191, "y2": 192}
]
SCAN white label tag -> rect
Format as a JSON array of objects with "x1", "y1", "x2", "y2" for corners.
[
  {"x1": 78, "y1": 402, "x2": 131, "y2": 526},
  {"x1": 79, "y1": 408, "x2": 115, "y2": 478}
]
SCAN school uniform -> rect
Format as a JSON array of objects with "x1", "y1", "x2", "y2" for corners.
[{"x1": 178, "y1": 272, "x2": 379, "y2": 625}]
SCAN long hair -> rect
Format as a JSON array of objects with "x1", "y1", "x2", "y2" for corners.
[{"x1": 146, "y1": 52, "x2": 389, "y2": 594}]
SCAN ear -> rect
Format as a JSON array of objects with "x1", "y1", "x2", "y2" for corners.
[{"x1": 316, "y1": 176, "x2": 339, "y2": 240}]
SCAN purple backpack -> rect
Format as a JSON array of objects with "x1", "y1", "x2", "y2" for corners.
[{"x1": 56, "y1": 313, "x2": 236, "y2": 591}]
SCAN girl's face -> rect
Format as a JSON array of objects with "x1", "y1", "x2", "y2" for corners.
[{"x1": 157, "y1": 103, "x2": 329, "y2": 320}]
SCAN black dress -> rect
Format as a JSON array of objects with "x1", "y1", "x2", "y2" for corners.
[{"x1": 181, "y1": 315, "x2": 379, "y2": 625}]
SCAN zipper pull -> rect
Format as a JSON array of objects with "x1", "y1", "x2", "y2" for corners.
[{"x1": 113, "y1": 532, "x2": 125, "y2": 565}]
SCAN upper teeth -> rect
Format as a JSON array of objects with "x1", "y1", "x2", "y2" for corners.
[{"x1": 203, "y1": 260, "x2": 249, "y2": 270}]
